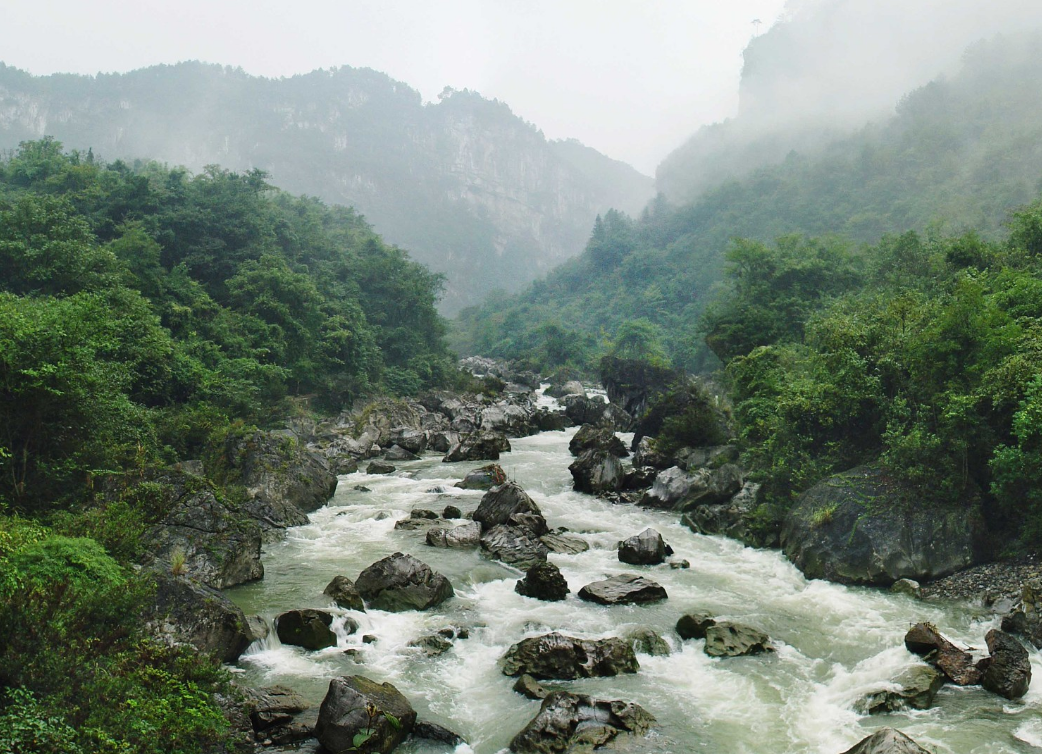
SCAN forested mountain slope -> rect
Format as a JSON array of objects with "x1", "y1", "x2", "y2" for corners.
[
  {"x1": 452, "y1": 34, "x2": 1042, "y2": 373},
  {"x1": 0, "y1": 62, "x2": 653, "y2": 313}
]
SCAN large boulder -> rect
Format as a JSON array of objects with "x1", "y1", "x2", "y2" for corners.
[
  {"x1": 455, "y1": 463, "x2": 507, "y2": 490},
  {"x1": 547, "y1": 380, "x2": 586, "y2": 399},
  {"x1": 600, "y1": 356, "x2": 679, "y2": 419},
  {"x1": 146, "y1": 570, "x2": 255, "y2": 663},
  {"x1": 481, "y1": 403, "x2": 538, "y2": 437},
  {"x1": 315, "y1": 676, "x2": 417, "y2": 754},
  {"x1": 839, "y1": 728, "x2": 931, "y2": 754},
  {"x1": 676, "y1": 612, "x2": 716, "y2": 640},
  {"x1": 241, "y1": 685, "x2": 311, "y2": 744},
  {"x1": 509, "y1": 691, "x2": 655, "y2": 754},
  {"x1": 388, "y1": 427, "x2": 427, "y2": 454},
  {"x1": 1001, "y1": 578, "x2": 1042, "y2": 648},
  {"x1": 443, "y1": 431, "x2": 511, "y2": 462},
  {"x1": 632, "y1": 436, "x2": 672, "y2": 469},
  {"x1": 562, "y1": 395, "x2": 609, "y2": 427},
  {"x1": 979, "y1": 629, "x2": 1031, "y2": 700},
  {"x1": 903, "y1": 622, "x2": 981, "y2": 685},
  {"x1": 637, "y1": 467, "x2": 698, "y2": 511},
  {"x1": 577, "y1": 575, "x2": 668, "y2": 605},
  {"x1": 354, "y1": 553, "x2": 454, "y2": 612},
  {"x1": 618, "y1": 528, "x2": 668, "y2": 565},
  {"x1": 366, "y1": 460, "x2": 396, "y2": 475},
  {"x1": 675, "y1": 445, "x2": 740, "y2": 472},
  {"x1": 355, "y1": 399, "x2": 424, "y2": 447},
  {"x1": 568, "y1": 425, "x2": 628, "y2": 458},
  {"x1": 855, "y1": 665, "x2": 946, "y2": 713},
  {"x1": 683, "y1": 481, "x2": 776, "y2": 548},
  {"x1": 145, "y1": 471, "x2": 264, "y2": 589},
  {"x1": 568, "y1": 450, "x2": 624, "y2": 494},
  {"x1": 502, "y1": 633, "x2": 639, "y2": 679},
  {"x1": 625, "y1": 627, "x2": 671, "y2": 656},
  {"x1": 473, "y1": 483, "x2": 548, "y2": 535},
  {"x1": 481, "y1": 525, "x2": 550, "y2": 570},
  {"x1": 639, "y1": 465, "x2": 742, "y2": 512},
  {"x1": 324, "y1": 576, "x2": 365, "y2": 612},
  {"x1": 515, "y1": 561, "x2": 570, "y2": 601},
  {"x1": 703, "y1": 621, "x2": 771, "y2": 657},
  {"x1": 425, "y1": 521, "x2": 482, "y2": 548},
  {"x1": 782, "y1": 466, "x2": 978, "y2": 586},
  {"x1": 383, "y1": 445, "x2": 419, "y2": 462},
  {"x1": 275, "y1": 609, "x2": 338, "y2": 650},
  {"x1": 540, "y1": 532, "x2": 590, "y2": 555}
]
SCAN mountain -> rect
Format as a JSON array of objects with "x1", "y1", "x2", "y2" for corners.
[{"x1": 0, "y1": 61, "x2": 653, "y2": 314}]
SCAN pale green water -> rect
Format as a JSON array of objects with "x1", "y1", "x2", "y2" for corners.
[{"x1": 227, "y1": 422, "x2": 1042, "y2": 754}]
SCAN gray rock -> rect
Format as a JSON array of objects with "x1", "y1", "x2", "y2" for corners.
[
  {"x1": 568, "y1": 449, "x2": 624, "y2": 494},
  {"x1": 568, "y1": 425, "x2": 628, "y2": 458},
  {"x1": 856, "y1": 665, "x2": 945, "y2": 713},
  {"x1": 781, "y1": 466, "x2": 976, "y2": 586},
  {"x1": 548, "y1": 380, "x2": 586, "y2": 399},
  {"x1": 413, "y1": 721, "x2": 465, "y2": 747},
  {"x1": 540, "y1": 533, "x2": 590, "y2": 555},
  {"x1": 356, "y1": 399, "x2": 424, "y2": 447},
  {"x1": 633, "y1": 436, "x2": 671, "y2": 469},
  {"x1": 674, "y1": 445, "x2": 739, "y2": 472},
  {"x1": 839, "y1": 728, "x2": 931, "y2": 754},
  {"x1": 410, "y1": 508, "x2": 439, "y2": 519},
  {"x1": 1002, "y1": 578, "x2": 1042, "y2": 648},
  {"x1": 428, "y1": 431, "x2": 459, "y2": 453},
  {"x1": 502, "y1": 633, "x2": 639, "y2": 679},
  {"x1": 618, "y1": 528, "x2": 668, "y2": 565},
  {"x1": 243, "y1": 684, "x2": 310, "y2": 733},
  {"x1": 676, "y1": 612, "x2": 716, "y2": 640},
  {"x1": 425, "y1": 521, "x2": 482, "y2": 548},
  {"x1": 563, "y1": 394, "x2": 608, "y2": 426},
  {"x1": 979, "y1": 629, "x2": 1031, "y2": 699},
  {"x1": 626, "y1": 627, "x2": 670, "y2": 656},
  {"x1": 443, "y1": 431, "x2": 511, "y2": 462},
  {"x1": 442, "y1": 504, "x2": 463, "y2": 519},
  {"x1": 890, "y1": 579, "x2": 922, "y2": 599},
  {"x1": 384, "y1": 445, "x2": 420, "y2": 462},
  {"x1": 513, "y1": 674, "x2": 549, "y2": 700},
  {"x1": 509, "y1": 691, "x2": 654, "y2": 754},
  {"x1": 355, "y1": 552, "x2": 454, "y2": 612},
  {"x1": 703, "y1": 621, "x2": 771, "y2": 657},
  {"x1": 366, "y1": 460, "x2": 396, "y2": 475},
  {"x1": 903, "y1": 622, "x2": 981, "y2": 686},
  {"x1": 315, "y1": 676, "x2": 417, "y2": 754},
  {"x1": 578, "y1": 575, "x2": 668, "y2": 605},
  {"x1": 389, "y1": 427, "x2": 427, "y2": 454},
  {"x1": 455, "y1": 463, "x2": 507, "y2": 490},
  {"x1": 481, "y1": 524, "x2": 550, "y2": 570},
  {"x1": 408, "y1": 633, "x2": 453, "y2": 657},
  {"x1": 473, "y1": 483, "x2": 548, "y2": 535},
  {"x1": 638, "y1": 466, "x2": 699, "y2": 510},
  {"x1": 622, "y1": 466, "x2": 658, "y2": 491},
  {"x1": 515, "y1": 561, "x2": 570, "y2": 601},
  {"x1": 639, "y1": 464, "x2": 742, "y2": 512},
  {"x1": 275, "y1": 609, "x2": 337, "y2": 651},
  {"x1": 324, "y1": 575, "x2": 365, "y2": 612},
  {"x1": 393, "y1": 517, "x2": 444, "y2": 531},
  {"x1": 246, "y1": 615, "x2": 269, "y2": 642}
]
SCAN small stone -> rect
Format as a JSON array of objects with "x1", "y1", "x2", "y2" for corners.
[
  {"x1": 352, "y1": 485, "x2": 372, "y2": 492},
  {"x1": 362, "y1": 634, "x2": 378, "y2": 644},
  {"x1": 676, "y1": 612, "x2": 716, "y2": 640},
  {"x1": 669, "y1": 559, "x2": 690, "y2": 570},
  {"x1": 443, "y1": 505, "x2": 463, "y2": 519}
]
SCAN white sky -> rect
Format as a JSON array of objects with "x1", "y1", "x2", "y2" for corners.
[{"x1": 0, "y1": 0, "x2": 787, "y2": 173}]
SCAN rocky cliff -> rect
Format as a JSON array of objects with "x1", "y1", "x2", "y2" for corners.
[{"x1": 0, "y1": 62, "x2": 653, "y2": 313}]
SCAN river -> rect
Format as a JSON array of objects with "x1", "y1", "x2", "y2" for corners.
[{"x1": 227, "y1": 401, "x2": 1042, "y2": 753}]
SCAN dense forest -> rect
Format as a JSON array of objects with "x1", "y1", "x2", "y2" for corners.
[
  {"x1": 0, "y1": 138, "x2": 453, "y2": 751},
  {"x1": 452, "y1": 34, "x2": 1042, "y2": 374}
]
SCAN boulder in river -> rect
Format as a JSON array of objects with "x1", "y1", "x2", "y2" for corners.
[
  {"x1": 481, "y1": 524, "x2": 550, "y2": 570},
  {"x1": 682, "y1": 481, "x2": 777, "y2": 548},
  {"x1": 633, "y1": 436, "x2": 672, "y2": 469},
  {"x1": 315, "y1": 675, "x2": 417, "y2": 754},
  {"x1": 676, "y1": 612, "x2": 717, "y2": 640},
  {"x1": 425, "y1": 521, "x2": 482, "y2": 548},
  {"x1": 455, "y1": 463, "x2": 507, "y2": 490},
  {"x1": 473, "y1": 482, "x2": 548, "y2": 535},
  {"x1": 855, "y1": 665, "x2": 946, "y2": 713},
  {"x1": 354, "y1": 552, "x2": 454, "y2": 612},
  {"x1": 781, "y1": 465, "x2": 978, "y2": 586},
  {"x1": 241, "y1": 684, "x2": 311, "y2": 743},
  {"x1": 323, "y1": 575, "x2": 366, "y2": 612},
  {"x1": 389, "y1": 427, "x2": 427, "y2": 454},
  {"x1": 568, "y1": 449, "x2": 624, "y2": 494},
  {"x1": 839, "y1": 727, "x2": 931, "y2": 754},
  {"x1": 515, "y1": 561, "x2": 570, "y2": 601},
  {"x1": 366, "y1": 460, "x2": 396, "y2": 475},
  {"x1": 443, "y1": 431, "x2": 511, "y2": 462},
  {"x1": 979, "y1": 628, "x2": 1031, "y2": 699},
  {"x1": 568, "y1": 424, "x2": 628, "y2": 458},
  {"x1": 513, "y1": 674, "x2": 549, "y2": 700},
  {"x1": 618, "y1": 528, "x2": 669, "y2": 565},
  {"x1": 625, "y1": 627, "x2": 671, "y2": 656},
  {"x1": 903, "y1": 622, "x2": 981, "y2": 685},
  {"x1": 578, "y1": 574, "x2": 668, "y2": 605},
  {"x1": 703, "y1": 621, "x2": 771, "y2": 657},
  {"x1": 275, "y1": 609, "x2": 338, "y2": 650},
  {"x1": 540, "y1": 532, "x2": 590, "y2": 555},
  {"x1": 384, "y1": 444, "x2": 420, "y2": 462},
  {"x1": 509, "y1": 691, "x2": 655, "y2": 754},
  {"x1": 1001, "y1": 578, "x2": 1042, "y2": 649},
  {"x1": 502, "y1": 633, "x2": 639, "y2": 679}
]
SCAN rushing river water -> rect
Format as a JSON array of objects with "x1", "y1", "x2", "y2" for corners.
[{"x1": 228, "y1": 398, "x2": 1042, "y2": 754}]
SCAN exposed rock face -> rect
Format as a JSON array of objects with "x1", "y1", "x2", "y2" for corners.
[
  {"x1": 501, "y1": 633, "x2": 639, "y2": 679},
  {"x1": 782, "y1": 466, "x2": 978, "y2": 586},
  {"x1": 562, "y1": 395, "x2": 609, "y2": 427},
  {"x1": 425, "y1": 521, "x2": 482, "y2": 548},
  {"x1": 903, "y1": 623, "x2": 981, "y2": 685},
  {"x1": 676, "y1": 612, "x2": 716, "y2": 641},
  {"x1": 618, "y1": 528, "x2": 668, "y2": 565},
  {"x1": 856, "y1": 666, "x2": 945, "y2": 713},
  {"x1": 455, "y1": 463, "x2": 507, "y2": 490},
  {"x1": 389, "y1": 427, "x2": 427, "y2": 454},
  {"x1": 600, "y1": 356, "x2": 679, "y2": 419},
  {"x1": 481, "y1": 524, "x2": 550, "y2": 570},
  {"x1": 146, "y1": 570, "x2": 255, "y2": 663},
  {"x1": 515, "y1": 561, "x2": 570, "y2": 601},
  {"x1": 703, "y1": 622, "x2": 771, "y2": 657},
  {"x1": 577, "y1": 575, "x2": 668, "y2": 605},
  {"x1": 637, "y1": 467, "x2": 696, "y2": 510},
  {"x1": 1001, "y1": 578, "x2": 1042, "y2": 648},
  {"x1": 241, "y1": 685, "x2": 312, "y2": 745},
  {"x1": 840, "y1": 728, "x2": 931, "y2": 754},
  {"x1": 979, "y1": 629, "x2": 1031, "y2": 699},
  {"x1": 683, "y1": 481, "x2": 772, "y2": 547},
  {"x1": 473, "y1": 483, "x2": 548, "y2": 534},
  {"x1": 315, "y1": 676, "x2": 417, "y2": 754},
  {"x1": 632, "y1": 436, "x2": 671, "y2": 469},
  {"x1": 354, "y1": 552, "x2": 454, "y2": 612},
  {"x1": 275, "y1": 609, "x2": 338, "y2": 650},
  {"x1": 509, "y1": 691, "x2": 655, "y2": 754},
  {"x1": 568, "y1": 425, "x2": 628, "y2": 458},
  {"x1": 639, "y1": 465, "x2": 742, "y2": 512},
  {"x1": 324, "y1": 576, "x2": 366, "y2": 612},
  {"x1": 443, "y1": 431, "x2": 511, "y2": 462},
  {"x1": 145, "y1": 471, "x2": 264, "y2": 589},
  {"x1": 569, "y1": 450, "x2": 625, "y2": 494}
]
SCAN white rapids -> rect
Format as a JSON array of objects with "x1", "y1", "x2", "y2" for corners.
[{"x1": 228, "y1": 414, "x2": 1042, "y2": 753}]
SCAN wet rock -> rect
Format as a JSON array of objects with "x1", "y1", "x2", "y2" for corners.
[
  {"x1": 425, "y1": 521, "x2": 482, "y2": 548},
  {"x1": 568, "y1": 449, "x2": 624, "y2": 494},
  {"x1": 366, "y1": 460, "x2": 396, "y2": 475},
  {"x1": 637, "y1": 466, "x2": 698, "y2": 511},
  {"x1": 890, "y1": 579, "x2": 922, "y2": 599},
  {"x1": 855, "y1": 665, "x2": 945, "y2": 713},
  {"x1": 531, "y1": 410, "x2": 570, "y2": 432},
  {"x1": 362, "y1": 634, "x2": 378, "y2": 644},
  {"x1": 1001, "y1": 578, "x2": 1042, "y2": 648},
  {"x1": 515, "y1": 561, "x2": 570, "y2": 601},
  {"x1": 275, "y1": 609, "x2": 337, "y2": 650},
  {"x1": 626, "y1": 627, "x2": 670, "y2": 656},
  {"x1": 455, "y1": 463, "x2": 507, "y2": 490},
  {"x1": 904, "y1": 622, "x2": 981, "y2": 685},
  {"x1": 540, "y1": 532, "x2": 590, "y2": 555},
  {"x1": 703, "y1": 621, "x2": 771, "y2": 657},
  {"x1": 334, "y1": 457, "x2": 360, "y2": 474},
  {"x1": 622, "y1": 466, "x2": 658, "y2": 491},
  {"x1": 315, "y1": 675, "x2": 417, "y2": 754},
  {"x1": 782, "y1": 466, "x2": 977, "y2": 586},
  {"x1": 442, "y1": 505, "x2": 463, "y2": 519},
  {"x1": 548, "y1": 380, "x2": 586, "y2": 399},
  {"x1": 509, "y1": 690, "x2": 654, "y2": 754},
  {"x1": 389, "y1": 427, "x2": 427, "y2": 454},
  {"x1": 633, "y1": 436, "x2": 671, "y2": 469},
  {"x1": 353, "y1": 485, "x2": 372, "y2": 492},
  {"x1": 676, "y1": 612, "x2": 716, "y2": 640},
  {"x1": 355, "y1": 552, "x2": 454, "y2": 612},
  {"x1": 323, "y1": 575, "x2": 366, "y2": 612},
  {"x1": 428, "y1": 431, "x2": 459, "y2": 454},
  {"x1": 426, "y1": 486, "x2": 446, "y2": 494},
  {"x1": 410, "y1": 508, "x2": 439, "y2": 519},
  {"x1": 562, "y1": 394, "x2": 608, "y2": 426},
  {"x1": 513, "y1": 674, "x2": 549, "y2": 700},
  {"x1": 839, "y1": 727, "x2": 931, "y2": 754},
  {"x1": 384, "y1": 445, "x2": 420, "y2": 462},
  {"x1": 443, "y1": 431, "x2": 511, "y2": 462},
  {"x1": 244, "y1": 685, "x2": 310, "y2": 733},
  {"x1": 393, "y1": 517, "x2": 444, "y2": 532},
  {"x1": 601, "y1": 355, "x2": 679, "y2": 420},
  {"x1": 578, "y1": 575, "x2": 668, "y2": 605},
  {"x1": 568, "y1": 425, "x2": 628, "y2": 458},
  {"x1": 979, "y1": 629, "x2": 1031, "y2": 699},
  {"x1": 669, "y1": 559, "x2": 691, "y2": 569},
  {"x1": 502, "y1": 633, "x2": 639, "y2": 679},
  {"x1": 408, "y1": 633, "x2": 453, "y2": 657},
  {"x1": 145, "y1": 570, "x2": 254, "y2": 663},
  {"x1": 481, "y1": 403, "x2": 539, "y2": 437},
  {"x1": 639, "y1": 465, "x2": 742, "y2": 512},
  {"x1": 481, "y1": 524, "x2": 550, "y2": 570},
  {"x1": 618, "y1": 528, "x2": 668, "y2": 566},
  {"x1": 247, "y1": 615, "x2": 269, "y2": 642},
  {"x1": 413, "y1": 721, "x2": 465, "y2": 746},
  {"x1": 473, "y1": 483, "x2": 548, "y2": 535},
  {"x1": 683, "y1": 481, "x2": 776, "y2": 548}
]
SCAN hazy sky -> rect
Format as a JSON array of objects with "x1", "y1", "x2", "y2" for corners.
[{"x1": 0, "y1": 0, "x2": 787, "y2": 173}]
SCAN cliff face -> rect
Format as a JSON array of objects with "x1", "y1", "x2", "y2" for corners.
[{"x1": 0, "y1": 62, "x2": 653, "y2": 313}]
